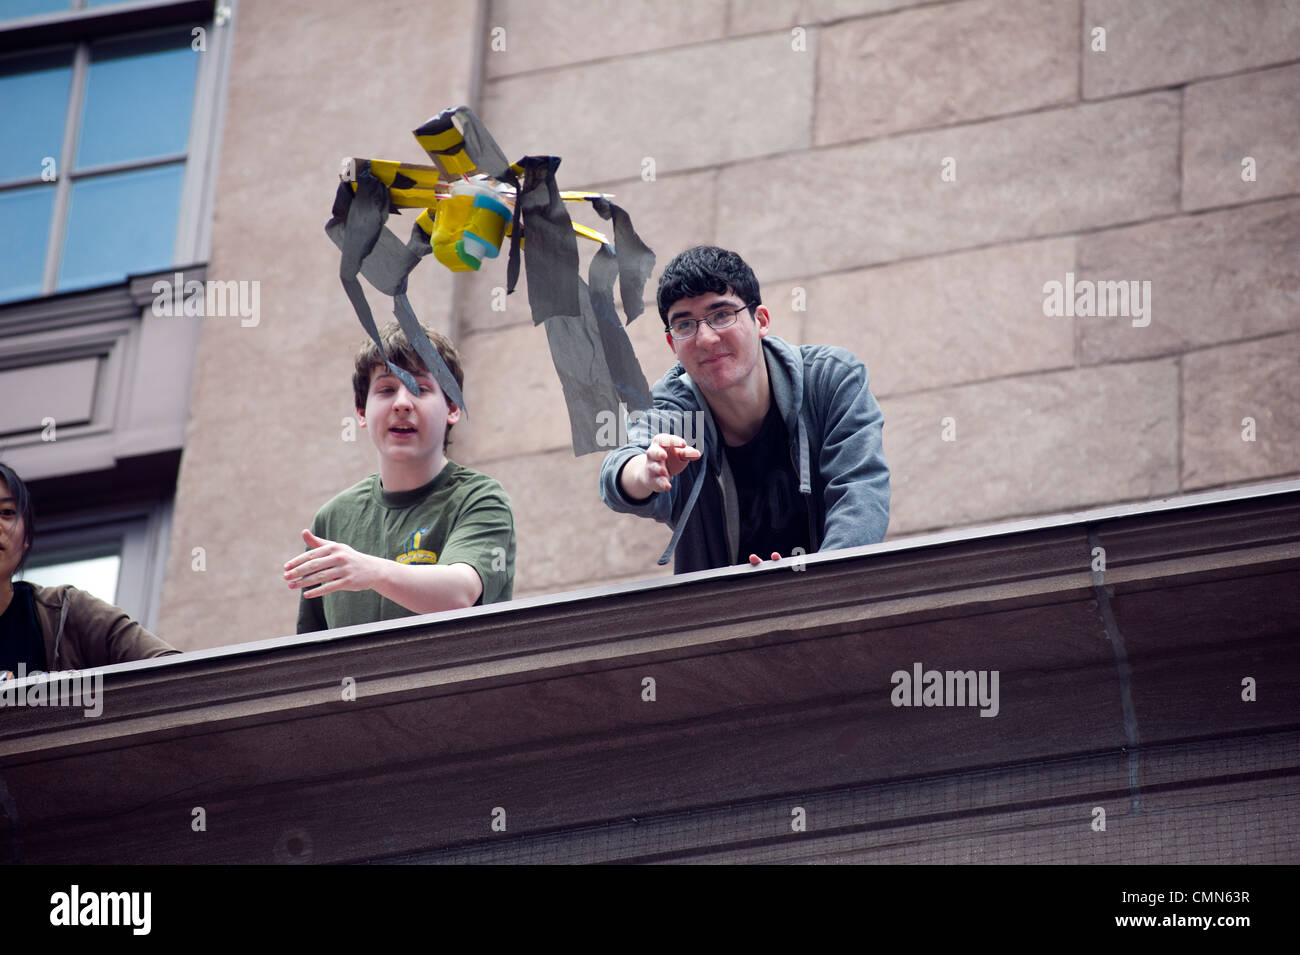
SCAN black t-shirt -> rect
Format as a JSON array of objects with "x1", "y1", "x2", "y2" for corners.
[
  {"x1": 0, "y1": 582, "x2": 47, "y2": 675},
  {"x1": 724, "y1": 399, "x2": 810, "y2": 563}
]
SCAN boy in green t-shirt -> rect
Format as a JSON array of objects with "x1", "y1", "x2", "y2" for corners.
[{"x1": 287, "y1": 322, "x2": 516, "y2": 633}]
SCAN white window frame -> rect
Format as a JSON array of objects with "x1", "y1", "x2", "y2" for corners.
[{"x1": 0, "y1": 0, "x2": 233, "y2": 299}]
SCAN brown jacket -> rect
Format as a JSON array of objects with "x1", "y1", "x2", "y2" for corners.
[{"x1": 31, "y1": 584, "x2": 179, "y2": 670}]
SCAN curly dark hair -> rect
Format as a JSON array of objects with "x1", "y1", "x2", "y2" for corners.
[{"x1": 656, "y1": 246, "x2": 761, "y2": 329}]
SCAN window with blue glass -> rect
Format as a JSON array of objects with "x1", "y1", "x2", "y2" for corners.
[
  {"x1": 0, "y1": 2, "x2": 141, "y2": 26},
  {"x1": 0, "y1": 25, "x2": 199, "y2": 304},
  {"x1": 2, "y1": 1, "x2": 78, "y2": 18}
]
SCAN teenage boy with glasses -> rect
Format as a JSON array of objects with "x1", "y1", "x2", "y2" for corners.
[{"x1": 599, "y1": 245, "x2": 890, "y2": 572}]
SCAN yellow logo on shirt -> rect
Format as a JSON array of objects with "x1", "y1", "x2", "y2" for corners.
[
  {"x1": 396, "y1": 549, "x2": 438, "y2": 564},
  {"x1": 396, "y1": 527, "x2": 437, "y2": 564}
]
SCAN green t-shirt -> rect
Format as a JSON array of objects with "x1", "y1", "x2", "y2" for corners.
[{"x1": 297, "y1": 462, "x2": 516, "y2": 633}]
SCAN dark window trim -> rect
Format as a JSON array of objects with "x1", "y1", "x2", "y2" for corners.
[{"x1": 0, "y1": 0, "x2": 213, "y2": 55}]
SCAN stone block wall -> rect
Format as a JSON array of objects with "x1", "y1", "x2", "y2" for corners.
[
  {"x1": 160, "y1": 0, "x2": 1300, "y2": 647},
  {"x1": 459, "y1": 0, "x2": 1300, "y2": 597}
]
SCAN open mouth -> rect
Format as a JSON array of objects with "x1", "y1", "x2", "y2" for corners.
[{"x1": 390, "y1": 424, "x2": 418, "y2": 435}]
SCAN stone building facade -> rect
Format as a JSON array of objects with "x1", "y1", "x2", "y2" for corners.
[{"x1": 3, "y1": 1, "x2": 1296, "y2": 651}]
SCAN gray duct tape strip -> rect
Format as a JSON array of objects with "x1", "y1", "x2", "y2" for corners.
[
  {"x1": 325, "y1": 170, "x2": 467, "y2": 416},
  {"x1": 513, "y1": 159, "x2": 656, "y2": 451},
  {"x1": 446, "y1": 105, "x2": 512, "y2": 180},
  {"x1": 588, "y1": 243, "x2": 652, "y2": 411},
  {"x1": 530, "y1": 213, "x2": 654, "y2": 451},
  {"x1": 393, "y1": 291, "x2": 466, "y2": 416},
  {"x1": 591, "y1": 197, "x2": 655, "y2": 322},
  {"x1": 406, "y1": 219, "x2": 434, "y2": 261},
  {"x1": 517, "y1": 156, "x2": 580, "y2": 324},
  {"x1": 544, "y1": 286, "x2": 611, "y2": 457}
]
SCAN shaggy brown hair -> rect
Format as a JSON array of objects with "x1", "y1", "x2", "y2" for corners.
[{"x1": 352, "y1": 322, "x2": 465, "y2": 451}]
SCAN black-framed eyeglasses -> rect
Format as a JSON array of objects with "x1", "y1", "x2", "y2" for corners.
[{"x1": 667, "y1": 303, "x2": 753, "y2": 340}]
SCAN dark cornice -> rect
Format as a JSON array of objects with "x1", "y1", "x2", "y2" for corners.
[{"x1": 1, "y1": 481, "x2": 1297, "y2": 863}]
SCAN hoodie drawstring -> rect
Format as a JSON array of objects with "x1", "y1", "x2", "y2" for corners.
[{"x1": 657, "y1": 461, "x2": 707, "y2": 566}]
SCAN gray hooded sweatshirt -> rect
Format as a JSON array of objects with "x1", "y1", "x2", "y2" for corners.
[{"x1": 599, "y1": 335, "x2": 890, "y2": 572}]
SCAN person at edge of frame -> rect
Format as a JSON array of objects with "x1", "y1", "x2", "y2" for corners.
[{"x1": 0, "y1": 461, "x2": 178, "y2": 678}]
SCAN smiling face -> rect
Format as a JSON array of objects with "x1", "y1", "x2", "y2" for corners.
[
  {"x1": 0, "y1": 479, "x2": 30, "y2": 584},
  {"x1": 357, "y1": 364, "x2": 461, "y2": 468},
  {"x1": 665, "y1": 288, "x2": 771, "y2": 396}
]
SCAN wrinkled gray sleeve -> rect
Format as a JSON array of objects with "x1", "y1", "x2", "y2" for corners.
[
  {"x1": 813, "y1": 350, "x2": 891, "y2": 550},
  {"x1": 598, "y1": 401, "x2": 694, "y2": 527}
]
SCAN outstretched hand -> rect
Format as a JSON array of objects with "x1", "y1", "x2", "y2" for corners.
[
  {"x1": 643, "y1": 434, "x2": 701, "y2": 493},
  {"x1": 284, "y1": 529, "x2": 379, "y2": 598}
]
